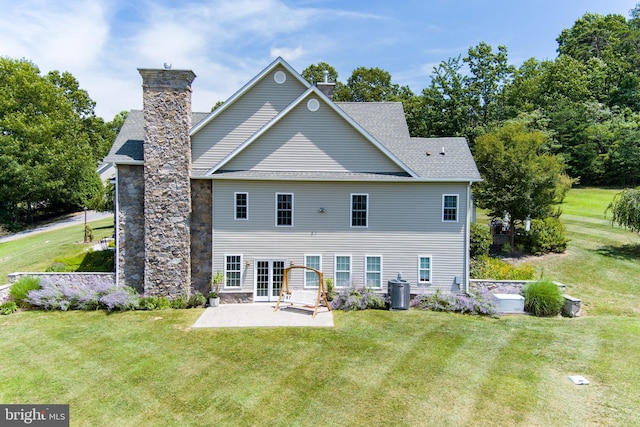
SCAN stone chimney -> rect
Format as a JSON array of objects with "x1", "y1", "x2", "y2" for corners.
[
  {"x1": 316, "y1": 69, "x2": 335, "y2": 99},
  {"x1": 139, "y1": 68, "x2": 196, "y2": 297}
]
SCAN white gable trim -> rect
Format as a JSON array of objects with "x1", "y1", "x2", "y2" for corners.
[
  {"x1": 205, "y1": 86, "x2": 418, "y2": 177},
  {"x1": 190, "y1": 57, "x2": 310, "y2": 136}
]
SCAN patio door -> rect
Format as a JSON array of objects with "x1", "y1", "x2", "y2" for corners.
[{"x1": 254, "y1": 260, "x2": 285, "y2": 302}]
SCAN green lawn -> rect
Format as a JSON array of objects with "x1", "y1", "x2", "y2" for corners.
[
  {"x1": 0, "y1": 217, "x2": 114, "y2": 283},
  {"x1": 1, "y1": 188, "x2": 639, "y2": 426}
]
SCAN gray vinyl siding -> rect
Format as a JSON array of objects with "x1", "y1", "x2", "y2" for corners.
[
  {"x1": 191, "y1": 64, "x2": 307, "y2": 170},
  {"x1": 210, "y1": 180, "x2": 470, "y2": 296},
  {"x1": 223, "y1": 96, "x2": 405, "y2": 174}
]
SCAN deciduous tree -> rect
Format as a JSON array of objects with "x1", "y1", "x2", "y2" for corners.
[{"x1": 473, "y1": 121, "x2": 564, "y2": 246}]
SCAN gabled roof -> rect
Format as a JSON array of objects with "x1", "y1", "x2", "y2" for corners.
[
  {"x1": 205, "y1": 86, "x2": 418, "y2": 177},
  {"x1": 105, "y1": 57, "x2": 481, "y2": 182},
  {"x1": 190, "y1": 57, "x2": 310, "y2": 137}
]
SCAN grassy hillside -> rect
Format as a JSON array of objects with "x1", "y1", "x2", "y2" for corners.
[
  {"x1": 0, "y1": 217, "x2": 114, "y2": 283},
  {"x1": 518, "y1": 187, "x2": 639, "y2": 316}
]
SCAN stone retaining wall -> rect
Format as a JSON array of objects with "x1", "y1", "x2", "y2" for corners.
[
  {"x1": 7, "y1": 272, "x2": 116, "y2": 288},
  {"x1": 470, "y1": 279, "x2": 566, "y2": 294}
]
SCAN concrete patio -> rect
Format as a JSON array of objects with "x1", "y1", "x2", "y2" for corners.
[{"x1": 192, "y1": 303, "x2": 334, "y2": 328}]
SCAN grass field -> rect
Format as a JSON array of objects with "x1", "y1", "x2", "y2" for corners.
[
  {"x1": 0, "y1": 217, "x2": 114, "y2": 284},
  {"x1": 1, "y1": 188, "x2": 639, "y2": 426}
]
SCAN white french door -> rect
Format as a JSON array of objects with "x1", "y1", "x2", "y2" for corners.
[{"x1": 254, "y1": 260, "x2": 285, "y2": 302}]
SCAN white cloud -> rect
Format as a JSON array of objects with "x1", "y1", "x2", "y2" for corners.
[
  {"x1": 0, "y1": 0, "x2": 109, "y2": 71},
  {"x1": 270, "y1": 46, "x2": 306, "y2": 61}
]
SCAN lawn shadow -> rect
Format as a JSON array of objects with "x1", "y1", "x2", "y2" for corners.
[
  {"x1": 77, "y1": 250, "x2": 115, "y2": 272},
  {"x1": 594, "y1": 243, "x2": 640, "y2": 261}
]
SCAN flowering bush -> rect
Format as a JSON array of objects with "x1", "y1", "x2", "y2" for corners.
[
  {"x1": 470, "y1": 255, "x2": 535, "y2": 280},
  {"x1": 330, "y1": 285, "x2": 388, "y2": 311},
  {"x1": 27, "y1": 281, "x2": 140, "y2": 312},
  {"x1": 411, "y1": 289, "x2": 499, "y2": 317}
]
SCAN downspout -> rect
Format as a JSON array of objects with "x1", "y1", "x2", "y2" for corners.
[
  {"x1": 114, "y1": 166, "x2": 120, "y2": 287},
  {"x1": 464, "y1": 181, "x2": 472, "y2": 294}
]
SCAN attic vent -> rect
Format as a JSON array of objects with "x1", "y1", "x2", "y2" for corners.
[
  {"x1": 307, "y1": 98, "x2": 320, "y2": 112},
  {"x1": 274, "y1": 71, "x2": 286, "y2": 84}
]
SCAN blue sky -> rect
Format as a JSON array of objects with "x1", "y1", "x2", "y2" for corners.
[{"x1": 0, "y1": 0, "x2": 637, "y2": 119}]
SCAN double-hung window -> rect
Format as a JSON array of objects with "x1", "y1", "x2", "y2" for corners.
[
  {"x1": 351, "y1": 194, "x2": 368, "y2": 227},
  {"x1": 442, "y1": 194, "x2": 458, "y2": 222},
  {"x1": 235, "y1": 192, "x2": 248, "y2": 220},
  {"x1": 334, "y1": 255, "x2": 351, "y2": 287},
  {"x1": 365, "y1": 255, "x2": 382, "y2": 288},
  {"x1": 225, "y1": 255, "x2": 242, "y2": 288},
  {"x1": 304, "y1": 255, "x2": 321, "y2": 288},
  {"x1": 418, "y1": 256, "x2": 431, "y2": 283},
  {"x1": 276, "y1": 193, "x2": 293, "y2": 226}
]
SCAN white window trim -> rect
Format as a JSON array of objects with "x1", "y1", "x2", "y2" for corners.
[
  {"x1": 334, "y1": 254, "x2": 352, "y2": 288},
  {"x1": 442, "y1": 194, "x2": 459, "y2": 222},
  {"x1": 224, "y1": 254, "x2": 243, "y2": 289},
  {"x1": 350, "y1": 193, "x2": 369, "y2": 228},
  {"x1": 304, "y1": 254, "x2": 322, "y2": 289},
  {"x1": 418, "y1": 255, "x2": 432, "y2": 284},
  {"x1": 364, "y1": 255, "x2": 383, "y2": 289},
  {"x1": 275, "y1": 192, "x2": 294, "y2": 227},
  {"x1": 234, "y1": 192, "x2": 248, "y2": 220}
]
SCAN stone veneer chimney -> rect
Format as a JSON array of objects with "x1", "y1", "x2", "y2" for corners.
[
  {"x1": 316, "y1": 69, "x2": 335, "y2": 99},
  {"x1": 138, "y1": 68, "x2": 196, "y2": 297}
]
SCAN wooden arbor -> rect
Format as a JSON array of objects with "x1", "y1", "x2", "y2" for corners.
[{"x1": 274, "y1": 265, "x2": 331, "y2": 318}]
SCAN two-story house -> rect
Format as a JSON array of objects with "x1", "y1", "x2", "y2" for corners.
[{"x1": 105, "y1": 57, "x2": 481, "y2": 302}]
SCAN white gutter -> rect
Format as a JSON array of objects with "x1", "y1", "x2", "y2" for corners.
[
  {"x1": 464, "y1": 181, "x2": 472, "y2": 294},
  {"x1": 114, "y1": 166, "x2": 120, "y2": 287}
]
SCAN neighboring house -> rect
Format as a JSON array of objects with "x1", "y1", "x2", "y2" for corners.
[{"x1": 105, "y1": 57, "x2": 481, "y2": 302}]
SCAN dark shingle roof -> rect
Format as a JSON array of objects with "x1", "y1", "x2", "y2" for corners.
[
  {"x1": 105, "y1": 105, "x2": 480, "y2": 181},
  {"x1": 105, "y1": 110, "x2": 209, "y2": 163},
  {"x1": 336, "y1": 102, "x2": 410, "y2": 143}
]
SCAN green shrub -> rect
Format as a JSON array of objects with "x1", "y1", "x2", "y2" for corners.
[
  {"x1": 171, "y1": 295, "x2": 188, "y2": 309},
  {"x1": 524, "y1": 217, "x2": 569, "y2": 255},
  {"x1": 470, "y1": 255, "x2": 535, "y2": 280},
  {"x1": 524, "y1": 280, "x2": 564, "y2": 317},
  {"x1": 470, "y1": 223, "x2": 492, "y2": 258},
  {"x1": 1, "y1": 301, "x2": 18, "y2": 315},
  {"x1": 9, "y1": 277, "x2": 41, "y2": 308},
  {"x1": 139, "y1": 296, "x2": 159, "y2": 310},
  {"x1": 156, "y1": 297, "x2": 171, "y2": 310},
  {"x1": 187, "y1": 293, "x2": 206, "y2": 308},
  {"x1": 139, "y1": 296, "x2": 171, "y2": 310}
]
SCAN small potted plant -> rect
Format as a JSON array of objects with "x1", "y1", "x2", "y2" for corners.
[{"x1": 209, "y1": 271, "x2": 224, "y2": 307}]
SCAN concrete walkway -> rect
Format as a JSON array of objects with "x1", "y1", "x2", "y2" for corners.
[{"x1": 192, "y1": 303, "x2": 334, "y2": 328}]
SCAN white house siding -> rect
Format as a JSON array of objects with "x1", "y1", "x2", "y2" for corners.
[
  {"x1": 223, "y1": 96, "x2": 406, "y2": 174},
  {"x1": 210, "y1": 180, "x2": 470, "y2": 297},
  {"x1": 191, "y1": 64, "x2": 307, "y2": 170}
]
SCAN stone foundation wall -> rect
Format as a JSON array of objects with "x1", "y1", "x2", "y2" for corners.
[
  {"x1": 191, "y1": 179, "x2": 213, "y2": 295},
  {"x1": 220, "y1": 293, "x2": 253, "y2": 304},
  {"x1": 117, "y1": 165, "x2": 145, "y2": 292}
]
